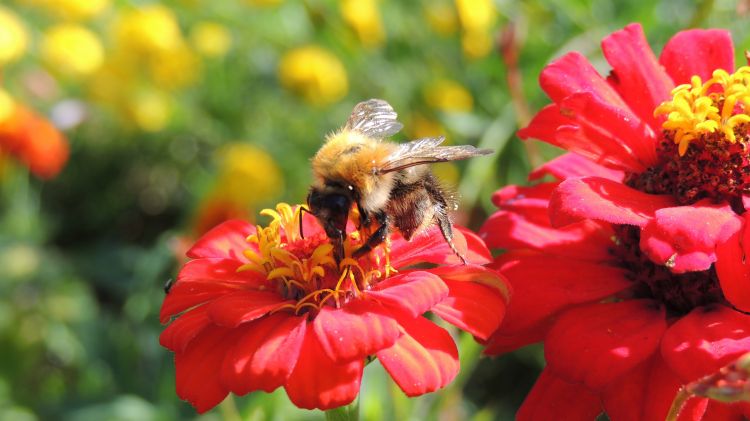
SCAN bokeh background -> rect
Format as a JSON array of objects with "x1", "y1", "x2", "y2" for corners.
[{"x1": 1, "y1": 0, "x2": 749, "y2": 419}]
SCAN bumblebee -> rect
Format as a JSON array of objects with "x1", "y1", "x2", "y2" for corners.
[{"x1": 307, "y1": 99, "x2": 492, "y2": 264}]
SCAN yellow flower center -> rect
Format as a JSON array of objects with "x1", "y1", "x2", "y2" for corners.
[
  {"x1": 237, "y1": 203, "x2": 387, "y2": 315},
  {"x1": 655, "y1": 67, "x2": 750, "y2": 156}
]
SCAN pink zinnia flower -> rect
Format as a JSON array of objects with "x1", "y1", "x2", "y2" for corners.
[
  {"x1": 481, "y1": 23, "x2": 750, "y2": 419},
  {"x1": 160, "y1": 203, "x2": 509, "y2": 413}
]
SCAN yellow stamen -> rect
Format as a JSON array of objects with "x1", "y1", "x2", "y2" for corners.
[{"x1": 655, "y1": 66, "x2": 750, "y2": 155}]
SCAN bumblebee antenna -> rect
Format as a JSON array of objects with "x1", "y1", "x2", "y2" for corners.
[{"x1": 298, "y1": 205, "x2": 312, "y2": 239}]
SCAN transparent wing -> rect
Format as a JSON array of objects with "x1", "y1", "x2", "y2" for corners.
[
  {"x1": 377, "y1": 136, "x2": 493, "y2": 174},
  {"x1": 344, "y1": 99, "x2": 403, "y2": 138}
]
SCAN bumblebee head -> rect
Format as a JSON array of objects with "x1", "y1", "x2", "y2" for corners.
[{"x1": 307, "y1": 185, "x2": 352, "y2": 262}]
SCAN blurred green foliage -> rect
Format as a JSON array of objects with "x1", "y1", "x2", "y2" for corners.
[{"x1": 1, "y1": 0, "x2": 750, "y2": 419}]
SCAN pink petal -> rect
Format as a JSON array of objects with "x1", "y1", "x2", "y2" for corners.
[
  {"x1": 659, "y1": 29, "x2": 735, "y2": 86},
  {"x1": 516, "y1": 368, "x2": 602, "y2": 421},
  {"x1": 431, "y1": 277, "x2": 507, "y2": 340},
  {"x1": 715, "y1": 216, "x2": 750, "y2": 312},
  {"x1": 517, "y1": 103, "x2": 575, "y2": 144},
  {"x1": 559, "y1": 91, "x2": 657, "y2": 169},
  {"x1": 493, "y1": 251, "x2": 630, "y2": 334},
  {"x1": 187, "y1": 219, "x2": 255, "y2": 261},
  {"x1": 160, "y1": 305, "x2": 211, "y2": 352},
  {"x1": 550, "y1": 176, "x2": 675, "y2": 227},
  {"x1": 313, "y1": 299, "x2": 401, "y2": 362},
  {"x1": 376, "y1": 315, "x2": 459, "y2": 397},
  {"x1": 602, "y1": 23, "x2": 674, "y2": 132},
  {"x1": 367, "y1": 271, "x2": 449, "y2": 318},
  {"x1": 528, "y1": 152, "x2": 625, "y2": 182},
  {"x1": 174, "y1": 327, "x2": 235, "y2": 413},
  {"x1": 481, "y1": 211, "x2": 616, "y2": 262},
  {"x1": 661, "y1": 305, "x2": 750, "y2": 382},
  {"x1": 640, "y1": 202, "x2": 742, "y2": 273},
  {"x1": 220, "y1": 313, "x2": 306, "y2": 394},
  {"x1": 207, "y1": 290, "x2": 293, "y2": 327},
  {"x1": 545, "y1": 300, "x2": 667, "y2": 390},
  {"x1": 284, "y1": 329, "x2": 363, "y2": 410},
  {"x1": 490, "y1": 182, "x2": 559, "y2": 225}
]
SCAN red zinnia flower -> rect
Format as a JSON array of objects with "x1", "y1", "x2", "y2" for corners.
[
  {"x1": 160, "y1": 203, "x2": 509, "y2": 412},
  {"x1": 517, "y1": 23, "x2": 750, "y2": 310},
  {"x1": 481, "y1": 23, "x2": 750, "y2": 419},
  {"x1": 0, "y1": 103, "x2": 69, "y2": 179},
  {"x1": 481, "y1": 154, "x2": 750, "y2": 419}
]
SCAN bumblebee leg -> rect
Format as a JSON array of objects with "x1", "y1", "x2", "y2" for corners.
[
  {"x1": 353, "y1": 212, "x2": 389, "y2": 259},
  {"x1": 435, "y1": 210, "x2": 467, "y2": 265},
  {"x1": 425, "y1": 175, "x2": 467, "y2": 265}
]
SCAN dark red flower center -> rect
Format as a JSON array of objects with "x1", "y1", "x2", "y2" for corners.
[
  {"x1": 611, "y1": 225, "x2": 726, "y2": 316},
  {"x1": 631, "y1": 68, "x2": 750, "y2": 208}
]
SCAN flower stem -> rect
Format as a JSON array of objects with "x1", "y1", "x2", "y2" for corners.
[
  {"x1": 218, "y1": 395, "x2": 243, "y2": 421},
  {"x1": 665, "y1": 387, "x2": 690, "y2": 421},
  {"x1": 324, "y1": 396, "x2": 360, "y2": 421}
]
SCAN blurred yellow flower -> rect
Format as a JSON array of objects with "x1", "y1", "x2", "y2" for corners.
[
  {"x1": 0, "y1": 89, "x2": 16, "y2": 123},
  {"x1": 87, "y1": 54, "x2": 134, "y2": 104},
  {"x1": 424, "y1": 2, "x2": 458, "y2": 36},
  {"x1": 0, "y1": 6, "x2": 28, "y2": 66},
  {"x1": 126, "y1": 90, "x2": 172, "y2": 132},
  {"x1": 21, "y1": 0, "x2": 110, "y2": 20},
  {"x1": 190, "y1": 22, "x2": 232, "y2": 58},
  {"x1": 409, "y1": 112, "x2": 447, "y2": 140},
  {"x1": 455, "y1": 0, "x2": 497, "y2": 58},
  {"x1": 149, "y1": 44, "x2": 202, "y2": 90},
  {"x1": 114, "y1": 5, "x2": 182, "y2": 56},
  {"x1": 432, "y1": 162, "x2": 460, "y2": 186},
  {"x1": 41, "y1": 24, "x2": 104, "y2": 78},
  {"x1": 425, "y1": 79, "x2": 473, "y2": 112},
  {"x1": 214, "y1": 143, "x2": 283, "y2": 206},
  {"x1": 279, "y1": 46, "x2": 348, "y2": 106},
  {"x1": 340, "y1": 0, "x2": 385, "y2": 47}
]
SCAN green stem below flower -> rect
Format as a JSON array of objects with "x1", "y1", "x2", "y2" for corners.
[{"x1": 324, "y1": 395, "x2": 360, "y2": 421}]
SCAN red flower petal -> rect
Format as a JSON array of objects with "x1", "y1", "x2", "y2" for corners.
[
  {"x1": 640, "y1": 202, "x2": 742, "y2": 273},
  {"x1": 429, "y1": 263, "x2": 510, "y2": 302},
  {"x1": 493, "y1": 251, "x2": 630, "y2": 334},
  {"x1": 550, "y1": 176, "x2": 675, "y2": 228},
  {"x1": 602, "y1": 354, "x2": 708, "y2": 421},
  {"x1": 661, "y1": 305, "x2": 750, "y2": 382},
  {"x1": 545, "y1": 300, "x2": 667, "y2": 390},
  {"x1": 517, "y1": 103, "x2": 574, "y2": 145},
  {"x1": 559, "y1": 91, "x2": 657, "y2": 169},
  {"x1": 481, "y1": 211, "x2": 616, "y2": 262},
  {"x1": 186, "y1": 219, "x2": 255, "y2": 260},
  {"x1": 659, "y1": 29, "x2": 735, "y2": 85},
  {"x1": 516, "y1": 368, "x2": 602, "y2": 421},
  {"x1": 702, "y1": 402, "x2": 748, "y2": 421},
  {"x1": 313, "y1": 299, "x2": 401, "y2": 362},
  {"x1": 208, "y1": 290, "x2": 293, "y2": 327},
  {"x1": 490, "y1": 183, "x2": 558, "y2": 224},
  {"x1": 601, "y1": 23, "x2": 674, "y2": 132},
  {"x1": 220, "y1": 313, "x2": 306, "y2": 394},
  {"x1": 160, "y1": 259, "x2": 265, "y2": 323},
  {"x1": 284, "y1": 328, "x2": 363, "y2": 410},
  {"x1": 376, "y1": 315, "x2": 459, "y2": 397},
  {"x1": 367, "y1": 271, "x2": 449, "y2": 318},
  {"x1": 431, "y1": 278, "x2": 506, "y2": 341},
  {"x1": 539, "y1": 51, "x2": 627, "y2": 107},
  {"x1": 174, "y1": 327, "x2": 236, "y2": 413},
  {"x1": 389, "y1": 225, "x2": 489, "y2": 267},
  {"x1": 160, "y1": 305, "x2": 211, "y2": 352},
  {"x1": 483, "y1": 320, "x2": 549, "y2": 355},
  {"x1": 715, "y1": 216, "x2": 750, "y2": 312},
  {"x1": 528, "y1": 152, "x2": 624, "y2": 182}
]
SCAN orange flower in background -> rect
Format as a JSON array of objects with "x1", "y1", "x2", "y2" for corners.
[{"x1": 0, "y1": 98, "x2": 69, "y2": 179}]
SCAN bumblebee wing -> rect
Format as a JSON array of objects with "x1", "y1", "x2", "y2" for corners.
[
  {"x1": 345, "y1": 99, "x2": 403, "y2": 138},
  {"x1": 376, "y1": 136, "x2": 492, "y2": 174}
]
